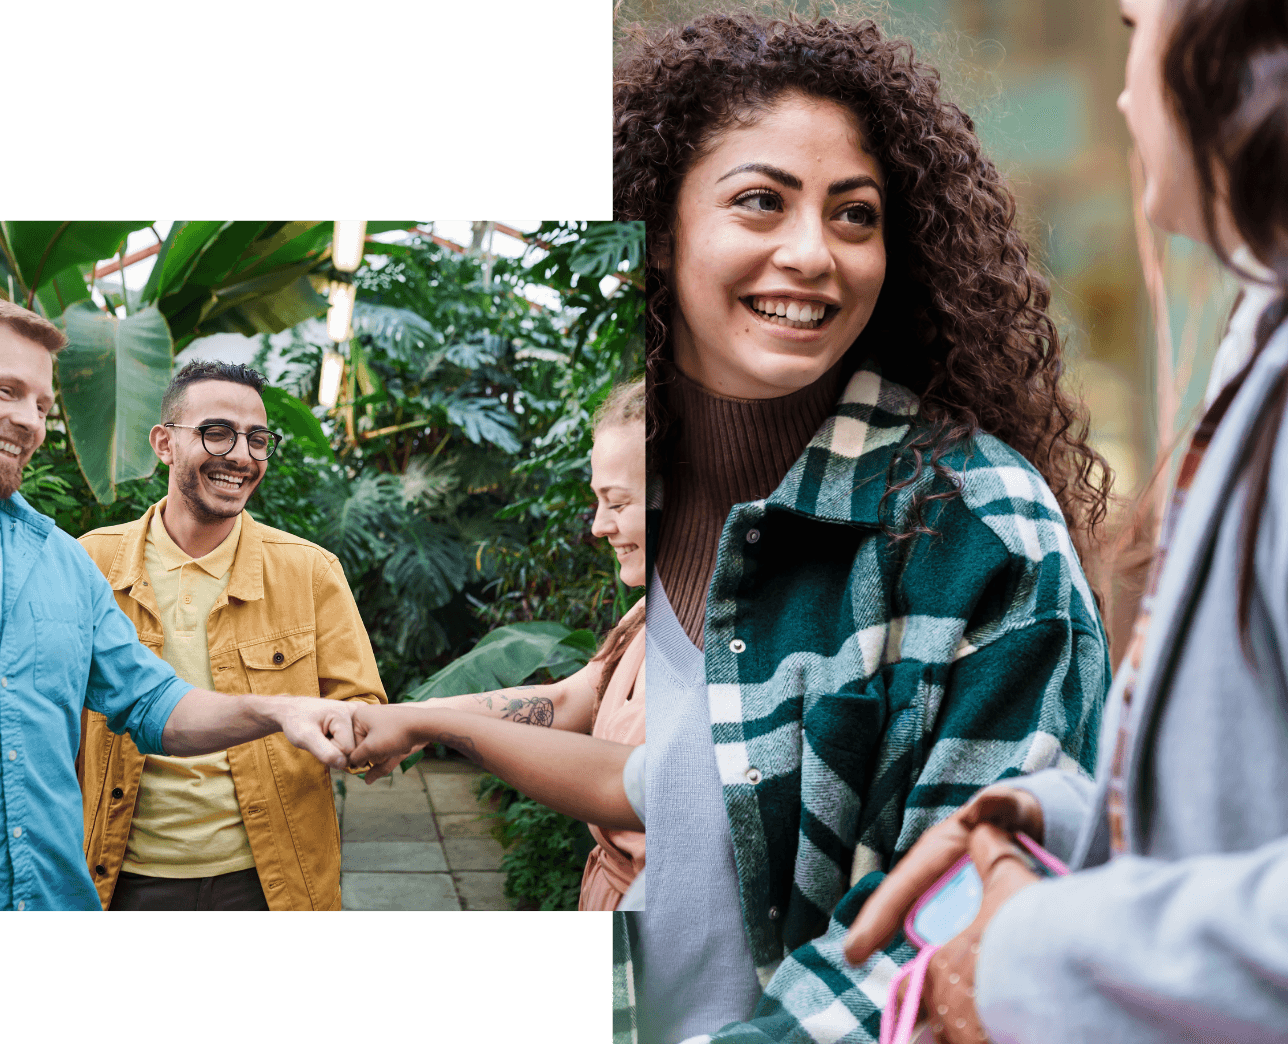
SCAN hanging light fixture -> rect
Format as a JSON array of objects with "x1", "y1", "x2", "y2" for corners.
[
  {"x1": 318, "y1": 349, "x2": 346, "y2": 409},
  {"x1": 320, "y1": 221, "x2": 368, "y2": 408},
  {"x1": 325, "y1": 280, "x2": 358, "y2": 343},
  {"x1": 331, "y1": 220, "x2": 367, "y2": 274}
]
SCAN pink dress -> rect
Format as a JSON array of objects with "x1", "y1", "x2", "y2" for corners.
[{"x1": 578, "y1": 600, "x2": 646, "y2": 911}]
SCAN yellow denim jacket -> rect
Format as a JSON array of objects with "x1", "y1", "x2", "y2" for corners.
[{"x1": 76, "y1": 502, "x2": 386, "y2": 910}]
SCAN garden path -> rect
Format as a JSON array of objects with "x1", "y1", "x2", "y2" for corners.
[{"x1": 331, "y1": 757, "x2": 510, "y2": 910}]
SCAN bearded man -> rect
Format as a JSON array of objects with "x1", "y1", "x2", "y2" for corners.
[
  {"x1": 77, "y1": 360, "x2": 386, "y2": 911},
  {"x1": 0, "y1": 303, "x2": 359, "y2": 912}
]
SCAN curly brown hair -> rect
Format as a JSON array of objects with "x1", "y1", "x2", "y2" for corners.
[{"x1": 615, "y1": 11, "x2": 1111, "y2": 561}]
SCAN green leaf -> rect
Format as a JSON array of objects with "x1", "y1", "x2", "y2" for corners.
[
  {"x1": 200, "y1": 273, "x2": 328, "y2": 341},
  {"x1": 445, "y1": 396, "x2": 521, "y2": 452},
  {"x1": 2, "y1": 221, "x2": 152, "y2": 306},
  {"x1": 183, "y1": 221, "x2": 274, "y2": 286},
  {"x1": 567, "y1": 221, "x2": 644, "y2": 279},
  {"x1": 402, "y1": 622, "x2": 574, "y2": 703},
  {"x1": 32, "y1": 263, "x2": 92, "y2": 318},
  {"x1": 140, "y1": 221, "x2": 227, "y2": 302},
  {"x1": 261, "y1": 385, "x2": 334, "y2": 461},
  {"x1": 58, "y1": 302, "x2": 173, "y2": 504}
]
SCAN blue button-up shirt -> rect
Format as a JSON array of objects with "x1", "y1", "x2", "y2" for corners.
[{"x1": 0, "y1": 492, "x2": 192, "y2": 910}]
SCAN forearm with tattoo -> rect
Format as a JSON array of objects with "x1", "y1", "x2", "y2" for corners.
[{"x1": 471, "y1": 686, "x2": 555, "y2": 727}]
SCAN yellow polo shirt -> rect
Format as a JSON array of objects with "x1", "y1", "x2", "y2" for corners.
[{"x1": 121, "y1": 507, "x2": 256, "y2": 878}]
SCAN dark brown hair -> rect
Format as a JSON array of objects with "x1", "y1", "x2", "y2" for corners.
[
  {"x1": 1161, "y1": 0, "x2": 1288, "y2": 655},
  {"x1": 615, "y1": 12, "x2": 1111, "y2": 561},
  {"x1": 160, "y1": 360, "x2": 268, "y2": 424},
  {"x1": 0, "y1": 300, "x2": 67, "y2": 355}
]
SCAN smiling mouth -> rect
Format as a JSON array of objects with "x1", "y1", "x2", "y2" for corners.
[
  {"x1": 743, "y1": 296, "x2": 836, "y2": 331},
  {"x1": 206, "y1": 469, "x2": 249, "y2": 493},
  {"x1": 0, "y1": 439, "x2": 26, "y2": 459},
  {"x1": 613, "y1": 543, "x2": 639, "y2": 557}
]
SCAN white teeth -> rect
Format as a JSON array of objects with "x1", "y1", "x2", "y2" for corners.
[
  {"x1": 0, "y1": 440, "x2": 21, "y2": 456},
  {"x1": 749, "y1": 297, "x2": 829, "y2": 329},
  {"x1": 209, "y1": 472, "x2": 245, "y2": 490}
]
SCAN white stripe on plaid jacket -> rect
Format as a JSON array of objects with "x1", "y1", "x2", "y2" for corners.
[{"x1": 618, "y1": 367, "x2": 1111, "y2": 1043}]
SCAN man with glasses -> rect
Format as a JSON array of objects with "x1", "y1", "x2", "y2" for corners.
[{"x1": 78, "y1": 360, "x2": 386, "y2": 910}]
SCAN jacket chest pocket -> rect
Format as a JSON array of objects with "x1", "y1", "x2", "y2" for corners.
[
  {"x1": 237, "y1": 629, "x2": 319, "y2": 697},
  {"x1": 30, "y1": 601, "x2": 89, "y2": 704}
]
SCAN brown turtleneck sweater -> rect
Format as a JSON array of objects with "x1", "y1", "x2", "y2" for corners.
[{"x1": 655, "y1": 360, "x2": 846, "y2": 649}]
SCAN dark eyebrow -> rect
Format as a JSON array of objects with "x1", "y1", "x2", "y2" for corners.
[
  {"x1": 716, "y1": 163, "x2": 802, "y2": 190},
  {"x1": 829, "y1": 175, "x2": 885, "y2": 204},
  {"x1": 716, "y1": 164, "x2": 885, "y2": 205}
]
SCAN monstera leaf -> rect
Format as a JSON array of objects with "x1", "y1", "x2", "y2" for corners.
[{"x1": 57, "y1": 302, "x2": 173, "y2": 504}]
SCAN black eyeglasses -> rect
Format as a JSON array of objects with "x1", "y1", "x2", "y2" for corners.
[{"x1": 165, "y1": 423, "x2": 281, "y2": 460}]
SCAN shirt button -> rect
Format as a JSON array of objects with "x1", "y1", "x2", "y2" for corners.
[
  {"x1": 7, "y1": 750, "x2": 15, "y2": 761},
  {"x1": 111, "y1": 788, "x2": 124, "y2": 799},
  {"x1": 1, "y1": 677, "x2": 7, "y2": 688},
  {"x1": 16, "y1": 900, "x2": 24, "y2": 911},
  {"x1": 746, "y1": 767, "x2": 762, "y2": 785},
  {"x1": 730, "y1": 639, "x2": 746, "y2": 654},
  {"x1": 184, "y1": 595, "x2": 192, "y2": 604},
  {"x1": 95, "y1": 864, "x2": 107, "y2": 876},
  {"x1": 746, "y1": 529, "x2": 760, "y2": 544},
  {"x1": 768, "y1": 906, "x2": 780, "y2": 920},
  {"x1": 12, "y1": 827, "x2": 20, "y2": 838}
]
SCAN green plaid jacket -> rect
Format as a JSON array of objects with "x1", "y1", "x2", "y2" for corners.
[{"x1": 616, "y1": 367, "x2": 1110, "y2": 1044}]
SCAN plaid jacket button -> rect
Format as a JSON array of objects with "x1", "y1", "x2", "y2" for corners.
[
  {"x1": 730, "y1": 639, "x2": 746, "y2": 654},
  {"x1": 768, "y1": 906, "x2": 780, "y2": 920},
  {"x1": 746, "y1": 528, "x2": 760, "y2": 544},
  {"x1": 746, "y1": 767, "x2": 762, "y2": 784}
]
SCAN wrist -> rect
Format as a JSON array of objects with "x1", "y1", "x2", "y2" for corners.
[{"x1": 242, "y1": 693, "x2": 285, "y2": 734}]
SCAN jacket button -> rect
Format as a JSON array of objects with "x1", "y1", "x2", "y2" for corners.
[
  {"x1": 95, "y1": 864, "x2": 107, "y2": 876},
  {"x1": 768, "y1": 906, "x2": 780, "y2": 920},
  {"x1": 746, "y1": 528, "x2": 760, "y2": 543},
  {"x1": 730, "y1": 639, "x2": 746, "y2": 654},
  {"x1": 272, "y1": 651, "x2": 284, "y2": 665},
  {"x1": 111, "y1": 788, "x2": 124, "y2": 799}
]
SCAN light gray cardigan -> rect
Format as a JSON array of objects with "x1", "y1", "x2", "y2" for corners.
[{"x1": 976, "y1": 318, "x2": 1288, "y2": 1044}]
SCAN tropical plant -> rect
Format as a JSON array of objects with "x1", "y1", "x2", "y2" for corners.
[{"x1": 0, "y1": 220, "x2": 404, "y2": 503}]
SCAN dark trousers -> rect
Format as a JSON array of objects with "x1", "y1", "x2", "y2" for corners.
[{"x1": 109, "y1": 866, "x2": 270, "y2": 911}]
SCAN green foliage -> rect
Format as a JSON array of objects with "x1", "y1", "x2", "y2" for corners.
[
  {"x1": 17, "y1": 220, "x2": 646, "y2": 912},
  {"x1": 476, "y1": 774, "x2": 595, "y2": 911},
  {"x1": 0, "y1": 220, "x2": 393, "y2": 504}
]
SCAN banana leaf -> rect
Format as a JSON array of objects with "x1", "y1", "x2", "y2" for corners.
[{"x1": 57, "y1": 302, "x2": 173, "y2": 504}]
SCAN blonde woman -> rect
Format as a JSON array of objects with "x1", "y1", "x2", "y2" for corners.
[{"x1": 350, "y1": 381, "x2": 646, "y2": 911}]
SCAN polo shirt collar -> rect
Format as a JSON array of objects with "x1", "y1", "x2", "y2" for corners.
[
  {"x1": 104, "y1": 499, "x2": 265, "y2": 603},
  {"x1": 147, "y1": 497, "x2": 241, "y2": 579}
]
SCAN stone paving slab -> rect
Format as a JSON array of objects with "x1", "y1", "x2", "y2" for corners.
[
  {"x1": 340, "y1": 871, "x2": 460, "y2": 911},
  {"x1": 453, "y1": 871, "x2": 510, "y2": 911},
  {"x1": 342, "y1": 808, "x2": 437, "y2": 843},
  {"x1": 444, "y1": 836, "x2": 508, "y2": 871},
  {"x1": 341, "y1": 841, "x2": 447, "y2": 873},
  {"x1": 332, "y1": 760, "x2": 512, "y2": 910},
  {"x1": 437, "y1": 813, "x2": 497, "y2": 838},
  {"x1": 425, "y1": 772, "x2": 489, "y2": 815}
]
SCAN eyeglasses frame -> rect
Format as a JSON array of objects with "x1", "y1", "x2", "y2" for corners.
[{"x1": 163, "y1": 422, "x2": 282, "y2": 461}]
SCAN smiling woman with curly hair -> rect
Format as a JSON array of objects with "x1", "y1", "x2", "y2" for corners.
[{"x1": 613, "y1": 11, "x2": 1113, "y2": 1044}]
